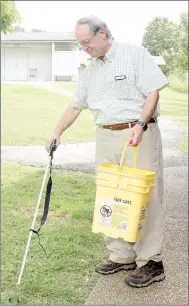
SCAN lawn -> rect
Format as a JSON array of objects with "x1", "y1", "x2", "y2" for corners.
[
  {"x1": 160, "y1": 81, "x2": 188, "y2": 153},
  {"x1": 1, "y1": 162, "x2": 107, "y2": 305},
  {"x1": 2, "y1": 84, "x2": 95, "y2": 145},
  {"x1": 2, "y1": 80, "x2": 188, "y2": 152},
  {"x1": 54, "y1": 81, "x2": 77, "y2": 92}
]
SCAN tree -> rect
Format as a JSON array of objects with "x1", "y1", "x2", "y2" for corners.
[
  {"x1": 1, "y1": 0, "x2": 21, "y2": 34},
  {"x1": 142, "y1": 17, "x2": 179, "y2": 55},
  {"x1": 142, "y1": 14, "x2": 188, "y2": 76},
  {"x1": 173, "y1": 12, "x2": 188, "y2": 76},
  {"x1": 142, "y1": 17, "x2": 179, "y2": 74}
]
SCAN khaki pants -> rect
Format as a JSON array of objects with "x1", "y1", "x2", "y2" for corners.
[{"x1": 95, "y1": 122, "x2": 164, "y2": 267}]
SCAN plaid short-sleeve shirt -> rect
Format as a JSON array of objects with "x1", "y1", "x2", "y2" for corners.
[{"x1": 72, "y1": 40, "x2": 169, "y2": 125}]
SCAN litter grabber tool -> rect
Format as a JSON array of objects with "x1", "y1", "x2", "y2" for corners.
[{"x1": 17, "y1": 139, "x2": 57, "y2": 285}]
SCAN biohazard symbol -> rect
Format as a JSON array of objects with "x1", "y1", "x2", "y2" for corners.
[{"x1": 100, "y1": 205, "x2": 112, "y2": 217}]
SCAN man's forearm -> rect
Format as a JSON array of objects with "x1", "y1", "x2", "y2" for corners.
[
  {"x1": 54, "y1": 103, "x2": 81, "y2": 136},
  {"x1": 139, "y1": 90, "x2": 159, "y2": 123}
]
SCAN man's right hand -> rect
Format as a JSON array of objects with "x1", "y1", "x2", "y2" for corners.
[
  {"x1": 45, "y1": 104, "x2": 81, "y2": 153},
  {"x1": 45, "y1": 133, "x2": 60, "y2": 153}
]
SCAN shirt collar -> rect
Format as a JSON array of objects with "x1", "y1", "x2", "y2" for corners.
[
  {"x1": 96, "y1": 39, "x2": 117, "y2": 63},
  {"x1": 105, "y1": 39, "x2": 117, "y2": 62}
]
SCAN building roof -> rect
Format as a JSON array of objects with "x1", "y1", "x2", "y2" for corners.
[
  {"x1": 153, "y1": 56, "x2": 166, "y2": 65},
  {"x1": 1, "y1": 32, "x2": 76, "y2": 42}
]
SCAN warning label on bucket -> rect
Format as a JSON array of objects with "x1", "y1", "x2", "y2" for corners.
[
  {"x1": 99, "y1": 199, "x2": 113, "y2": 227},
  {"x1": 100, "y1": 205, "x2": 112, "y2": 217},
  {"x1": 98, "y1": 197, "x2": 131, "y2": 229}
]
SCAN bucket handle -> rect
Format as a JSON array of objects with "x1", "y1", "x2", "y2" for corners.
[
  {"x1": 119, "y1": 140, "x2": 137, "y2": 169},
  {"x1": 116, "y1": 141, "x2": 137, "y2": 188}
]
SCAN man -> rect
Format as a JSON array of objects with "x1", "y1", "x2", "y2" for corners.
[{"x1": 46, "y1": 15, "x2": 169, "y2": 288}]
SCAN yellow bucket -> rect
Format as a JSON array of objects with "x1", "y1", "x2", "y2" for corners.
[{"x1": 92, "y1": 141, "x2": 155, "y2": 242}]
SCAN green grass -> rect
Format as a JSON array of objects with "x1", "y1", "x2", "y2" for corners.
[
  {"x1": 55, "y1": 81, "x2": 77, "y2": 92},
  {"x1": 160, "y1": 85, "x2": 188, "y2": 153},
  {"x1": 2, "y1": 163, "x2": 107, "y2": 305},
  {"x1": 2, "y1": 84, "x2": 95, "y2": 145},
  {"x1": 2, "y1": 81, "x2": 188, "y2": 152},
  {"x1": 167, "y1": 76, "x2": 188, "y2": 93}
]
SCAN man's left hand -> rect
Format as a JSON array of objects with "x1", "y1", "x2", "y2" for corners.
[{"x1": 129, "y1": 124, "x2": 144, "y2": 146}]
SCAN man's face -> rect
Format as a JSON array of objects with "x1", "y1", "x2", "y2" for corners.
[{"x1": 75, "y1": 24, "x2": 107, "y2": 58}]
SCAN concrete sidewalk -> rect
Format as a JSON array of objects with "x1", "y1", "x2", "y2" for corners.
[
  {"x1": 1, "y1": 117, "x2": 188, "y2": 171},
  {"x1": 2, "y1": 81, "x2": 73, "y2": 97}
]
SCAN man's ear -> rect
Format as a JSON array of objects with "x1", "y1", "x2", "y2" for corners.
[{"x1": 99, "y1": 29, "x2": 107, "y2": 39}]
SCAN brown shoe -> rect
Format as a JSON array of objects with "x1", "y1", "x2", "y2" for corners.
[
  {"x1": 95, "y1": 259, "x2": 136, "y2": 275},
  {"x1": 124, "y1": 260, "x2": 165, "y2": 288}
]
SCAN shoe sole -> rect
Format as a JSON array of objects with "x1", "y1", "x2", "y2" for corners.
[
  {"x1": 95, "y1": 263, "x2": 137, "y2": 275},
  {"x1": 125, "y1": 273, "x2": 165, "y2": 288}
]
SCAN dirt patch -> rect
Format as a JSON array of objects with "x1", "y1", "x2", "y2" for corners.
[{"x1": 11, "y1": 207, "x2": 71, "y2": 219}]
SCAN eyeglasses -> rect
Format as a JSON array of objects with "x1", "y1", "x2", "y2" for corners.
[{"x1": 78, "y1": 30, "x2": 99, "y2": 48}]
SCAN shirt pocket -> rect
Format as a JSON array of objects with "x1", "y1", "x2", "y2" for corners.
[{"x1": 114, "y1": 75, "x2": 134, "y2": 100}]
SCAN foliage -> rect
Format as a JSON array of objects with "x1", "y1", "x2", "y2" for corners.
[
  {"x1": 172, "y1": 12, "x2": 188, "y2": 76},
  {"x1": 142, "y1": 17, "x2": 179, "y2": 56},
  {"x1": 142, "y1": 13, "x2": 188, "y2": 76},
  {"x1": 1, "y1": 0, "x2": 21, "y2": 33}
]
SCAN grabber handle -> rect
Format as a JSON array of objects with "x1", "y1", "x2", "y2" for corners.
[{"x1": 49, "y1": 139, "x2": 57, "y2": 157}]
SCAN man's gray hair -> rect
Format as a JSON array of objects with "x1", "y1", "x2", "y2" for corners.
[{"x1": 76, "y1": 15, "x2": 113, "y2": 38}]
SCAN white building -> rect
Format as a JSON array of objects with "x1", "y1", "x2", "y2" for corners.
[
  {"x1": 1, "y1": 32, "x2": 166, "y2": 82},
  {"x1": 1, "y1": 32, "x2": 84, "y2": 82}
]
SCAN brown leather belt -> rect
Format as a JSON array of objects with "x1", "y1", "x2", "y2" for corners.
[{"x1": 100, "y1": 118, "x2": 157, "y2": 130}]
